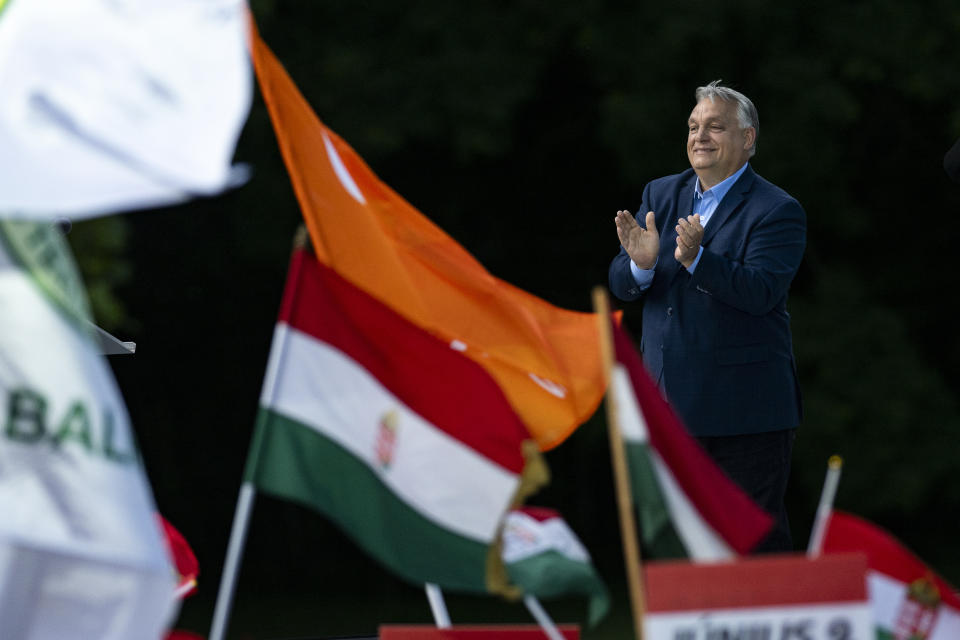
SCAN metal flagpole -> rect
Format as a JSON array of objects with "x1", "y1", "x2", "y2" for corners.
[
  {"x1": 523, "y1": 594, "x2": 566, "y2": 640},
  {"x1": 209, "y1": 482, "x2": 257, "y2": 640},
  {"x1": 424, "y1": 583, "x2": 452, "y2": 628},
  {"x1": 592, "y1": 286, "x2": 647, "y2": 640},
  {"x1": 210, "y1": 229, "x2": 306, "y2": 640},
  {"x1": 807, "y1": 455, "x2": 843, "y2": 557}
]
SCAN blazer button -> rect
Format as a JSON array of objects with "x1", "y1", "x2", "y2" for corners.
[{"x1": 667, "y1": 306, "x2": 673, "y2": 316}]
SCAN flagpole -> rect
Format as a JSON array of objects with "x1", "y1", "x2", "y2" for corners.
[
  {"x1": 592, "y1": 286, "x2": 646, "y2": 640},
  {"x1": 424, "y1": 583, "x2": 452, "y2": 628},
  {"x1": 523, "y1": 594, "x2": 566, "y2": 640},
  {"x1": 209, "y1": 482, "x2": 257, "y2": 640},
  {"x1": 210, "y1": 230, "x2": 307, "y2": 640},
  {"x1": 806, "y1": 455, "x2": 843, "y2": 557}
]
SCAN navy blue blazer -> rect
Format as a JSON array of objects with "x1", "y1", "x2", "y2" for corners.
[{"x1": 609, "y1": 166, "x2": 806, "y2": 437}]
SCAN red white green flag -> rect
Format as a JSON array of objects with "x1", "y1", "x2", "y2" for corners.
[
  {"x1": 502, "y1": 507, "x2": 610, "y2": 626},
  {"x1": 244, "y1": 246, "x2": 543, "y2": 594},
  {"x1": 822, "y1": 510, "x2": 960, "y2": 640},
  {"x1": 611, "y1": 323, "x2": 774, "y2": 559}
]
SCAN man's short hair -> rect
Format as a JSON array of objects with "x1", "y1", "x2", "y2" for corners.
[{"x1": 696, "y1": 80, "x2": 759, "y2": 157}]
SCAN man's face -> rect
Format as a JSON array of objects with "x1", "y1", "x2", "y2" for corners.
[{"x1": 686, "y1": 98, "x2": 755, "y2": 186}]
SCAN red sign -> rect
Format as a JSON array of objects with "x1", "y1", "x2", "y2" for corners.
[
  {"x1": 380, "y1": 625, "x2": 579, "y2": 639},
  {"x1": 644, "y1": 552, "x2": 872, "y2": 640}
]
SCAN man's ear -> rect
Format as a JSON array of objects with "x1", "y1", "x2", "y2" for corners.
[{"x1": 743, "y1": 126, "x2": 756, "y2": 151}]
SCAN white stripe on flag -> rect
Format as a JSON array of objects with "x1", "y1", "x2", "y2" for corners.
[
  {"x1": 613, "y1": 365, "x2": 649, "y2": 445},
  {"x1": 869, "y1": 571, "x2": 906, "y2": 631},
  {"x1": 932, "y1": 601, "x2": 960, "y2": 640},
  {"x1": 261, "y1": 324, "x2": 518, "y2": 543},
  {"x1": 501, "y1": 511, "x2": 591, "y2": 565},
  {"x1": 868, "y1": 571, "x2": 960, "y2": 640}
]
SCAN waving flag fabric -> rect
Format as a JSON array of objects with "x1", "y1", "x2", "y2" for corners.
[
  {"x1": 0, "y1": 0, "x2": 251, "y2": 219},
  {"x1": 611, "y1": 323, "x2": 774, "y2": 560},
  {"x1": 502, "y1": 507, "x2": 610, "y2": 627},
  {"x1": 0, "y1": 220, "x2": 176, "y2": 639},
  {"x1": 251, "y1": 32, "x2": 605, "y2": 451},
  {"x1": 823, "y1": 510, "x2": 960, "y2": 640},
  {"x1": 245, "y1": 246, "x2": 545, "y2": 593}
]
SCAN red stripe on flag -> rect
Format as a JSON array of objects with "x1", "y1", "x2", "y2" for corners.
[
  {"x1": 823, "y1": 511, "x2": 960, "y2": 610},
  {"x1": 277, "y1": 248, "x2": 528, "y2": 474},
  {"x1": 645, "y1": 553, "x2": 868, "y2": 611},
  {"x1": 612, "y1": 324, "x2": 773, "y2": 554},
  {"x1": 514, "y1": 506, "x2": 561, "y2": 523}
]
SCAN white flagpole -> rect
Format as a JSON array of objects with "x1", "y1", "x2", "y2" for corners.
[
  {"x1": 424, "y1": 583, "x2": 452, "y2": 628},
  {"x1": 210, "y1": 230, "x2": 302, "y2": 640},
  {"x1": 209, "y1": 482, "x2": 258, "y2": 640},
  {"x1": 523, "y1": 594, "x2": 566, "y2": 640},
  {"x1": 807, "y1": 455, "x2": 843, "y2": 557}
]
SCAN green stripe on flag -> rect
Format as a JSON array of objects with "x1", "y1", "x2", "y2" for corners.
[
  {"x1": 624, "y1": 441, "x2": 687, "y2": 559},
  {"x1": 506, "y1": 550, "x2": 610, "y2": 627},
  {"x1": 245, "y1": 408, "x2": 490, "y2": 592}
]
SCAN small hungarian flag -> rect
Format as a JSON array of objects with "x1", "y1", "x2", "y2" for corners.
[
  {"x1": 502, "y1": 507, "x2": 610, "y2": 627},
  {"x1": 251, "y1": 31, "x2": 606, "y2": 451},
  {"x1": 822, "y1": 510, "x2": 960, "y2": 640},
  {"x1": 245, "y1": 246, "x2": 544, "y2": 594},
  {"x1": 611, "y1": 323, "x2": 774, "y2": 559}
]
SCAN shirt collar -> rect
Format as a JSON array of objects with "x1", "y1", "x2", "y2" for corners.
[{"x1": 695, "y1": 162, "x2": 750, "y2": 202}]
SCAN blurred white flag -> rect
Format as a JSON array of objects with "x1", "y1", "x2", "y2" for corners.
[
  {"x1": 0, "y1": 220, "x2": 178, "y2": 640},
  {"x1": 0, "y1": 0, "x2": 252, "y2": 219}
]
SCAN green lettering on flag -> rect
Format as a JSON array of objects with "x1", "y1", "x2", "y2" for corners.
[
  {"x1": 5, "y1": 388, "x2": 47, "y2": 442},
  {"x1": 52, "y1": 401, "x2": 94, "y2": 453},
  {"x1": 102, "y1": 410, "x2": 138, "y2": 465}
]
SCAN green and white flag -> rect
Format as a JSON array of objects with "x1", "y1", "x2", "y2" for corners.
[
  {"x1": 502, "y1": 506, "x2": 610, "y2": 627},
  {"x1": 0, "y1": 221, "x2": 176, "y2": 640}
]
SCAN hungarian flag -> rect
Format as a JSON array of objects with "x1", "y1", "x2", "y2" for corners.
[
  {"x1": 245, "y1": 245, "x2": 547, "y2": 593},
  {"x1": 0, "y1": 220, "x2": 177, "y2": 639},
  {"x1": 822, "y1": 510, "x2": 960, "y2": 640},
  {"x1": 610, "y1": 323, "x2": 774, "y2": 559},
  {"x1": 502, "y1": 507, "x2": 610, "y2": 627},
  {"x1": 251, "y1": 31, "x2": 605, "y2": 451}
]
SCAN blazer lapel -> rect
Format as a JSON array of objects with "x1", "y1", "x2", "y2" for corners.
[
  {"x1": 702, "y1": 166, "x2": 756, "y2": 246},
  {"x1": 660, "y1": 172, "x2": 699, "y2": 283}
]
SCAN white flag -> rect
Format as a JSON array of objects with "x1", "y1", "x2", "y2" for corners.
[
  {"x1": 0, "y1": 0, "x2": 252, "y2": 219},
  {"x1": 0, "y1": 220, "x2": 177, "y2": 640}
]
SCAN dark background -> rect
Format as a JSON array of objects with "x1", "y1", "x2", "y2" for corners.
[{"x1": 67, "y1": 1, "x2": 960, "y2": 637}]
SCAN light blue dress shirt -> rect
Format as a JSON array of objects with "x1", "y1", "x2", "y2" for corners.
[{"x1": 629, "y1": 162, "x2": 750, "y2": 287}]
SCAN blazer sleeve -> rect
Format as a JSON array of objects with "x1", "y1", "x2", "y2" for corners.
[
  {"x1": 689, "y1": 197, "x2": 806, "y2": 315},
  {"x1": 609, "y1": 183, "x2": 655, "y2": 302}
]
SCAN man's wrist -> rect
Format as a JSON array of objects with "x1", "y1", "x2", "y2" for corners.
[
  {"x1": 684, "y1": 247, "x2": 704, "y2": 272},
  {"x1": 631, "y1": 255, "x2": 656, "y2": 270},
  {"x1": 629, "y1": 257, "x2": 657, "y2": 286}
]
